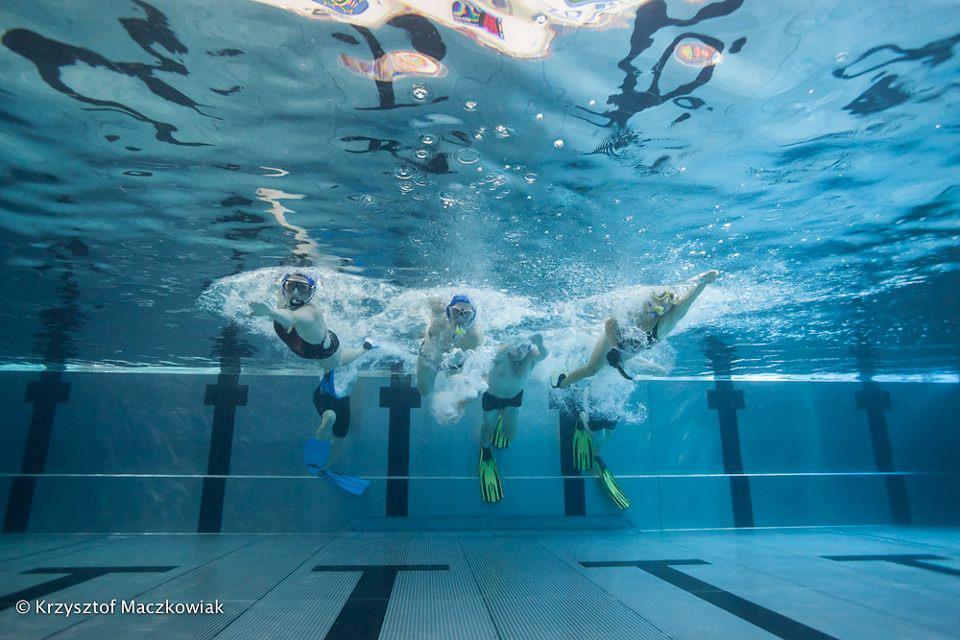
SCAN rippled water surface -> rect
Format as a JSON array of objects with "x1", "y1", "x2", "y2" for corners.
[{"x1": 0, "y1": 0, "x2": 957, "y2": 376}]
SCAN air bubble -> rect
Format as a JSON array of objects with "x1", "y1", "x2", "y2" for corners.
[
  {"x1": 523, "y1": 172, "x2": 538, "y2": 184},
  {"x1": 455, "y1": 148, "x2": 480, "y2": 164},
  {"x1": 494, "y1": 124, "x2": 513, "y2": 139},
  {"x1": 419, "y1": 133, "x2": 437, "y2": 146},
  {"x1": 534, "y1": 13, "x2": 547, "y2": 24},
  {"x1": 553, "y1": 139, "x2": 565, "y2": 149},
  {"x1": 393, "y1": 165, "x2": 416, "y2": 180},
  {"x1": 411, "y1": 84, "x2": 430, "y2": 101},
  {"x1": 414, "y1": 149, "x2": 430, "y2": 160},
  {"x1": 535, "y1": 113, "x2": 543, "y2": 120},
  {"x1": 834, "y1": 51, "x2": 848, "y2": 63},
  {"x1": 464, "y1": 100, "x2": 477, "y2": 111}
]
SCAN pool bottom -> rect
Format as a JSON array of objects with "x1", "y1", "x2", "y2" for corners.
[{"x1": 0, "y1": 526, "x2": 958, "y2": 639}]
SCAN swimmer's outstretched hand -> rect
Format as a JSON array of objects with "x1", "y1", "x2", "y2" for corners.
[
  {"x1": 250, "y1": 301, "x2": 272, "y2": 317},
  {"x1": 699, "y1": 270, "x2": 719, "y2": 284}
]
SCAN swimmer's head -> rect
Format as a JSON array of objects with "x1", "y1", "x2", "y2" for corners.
[
  {"x1": 281, "y1": 272, "x2": 316, "y2": 308},
  {"x1": 446, "y1": 293, "x2": 476, "y2": 334},
  {"x1": 507, "y1": 340, "x2": 533, "y2": 361}
]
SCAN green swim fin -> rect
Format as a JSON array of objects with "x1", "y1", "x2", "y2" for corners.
[
  {"x1": 594, "y1": 455, "x2": 630, "y2": 510},
  {"x1": 572, "y1": 422, "x2": 595, "y2": 472},
  {"x1": 492, "y1": 414, "x2": 510, "y2": 449},
  {"x1": 478, "y1": 446, "x2": 503, "y2": 503}
]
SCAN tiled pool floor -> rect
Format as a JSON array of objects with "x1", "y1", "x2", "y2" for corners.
[{"x1": 1, "y1": 526, "x2": 958, "y2": 639}]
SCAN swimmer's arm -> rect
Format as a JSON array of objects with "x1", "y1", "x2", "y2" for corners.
[
  {"x1": 462, "y1": 328, "x2": 484, "y2": 350},
  {"x1": 250, "y1": 302, "x2": 316, "y2": 331},
  {"x1": 630, "y1": 356, "x2": 668, "y2": 376},
  {"x1": 530, "y1": 333, "x2": 549, "y2": 362},
  {"x1": 426, "y1": 296, "x2": 447, "y2": 316}
]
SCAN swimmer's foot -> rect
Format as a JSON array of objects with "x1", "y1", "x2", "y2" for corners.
[{"x1": 551, "y1": 373, "x2": 568, "y2": 389}]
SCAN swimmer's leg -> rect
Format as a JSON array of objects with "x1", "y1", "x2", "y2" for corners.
[
  {"x1": 654, "y1": 270, "x2": 718, "y2": 338},
  {"x1": 480, "y1": 409, "x2": 500, "y2": 447},
  {"x1": 557, "y1": 319, "x2": 617, "y2": 388},
  {"x1": 501, "y1": 406, "x2": 520, "y2": 442},
  {"x1": 315, "y1": 410, "x2": 345, "y2": 469},
  {"x1": 416, "y1": 356, "x2": 438, "y2": 396},
  {"x1": 338, "y1": 346, "x2": 367, "y2": 367}
]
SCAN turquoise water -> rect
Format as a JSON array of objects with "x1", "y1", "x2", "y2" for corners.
[{"x1": 0, "y1": 0, "x2": 958, "y2": 378}]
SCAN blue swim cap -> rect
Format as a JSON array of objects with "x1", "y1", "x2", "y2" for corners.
[{"x1": 449, "y1": 293, "x2": 472, "y2": 308}]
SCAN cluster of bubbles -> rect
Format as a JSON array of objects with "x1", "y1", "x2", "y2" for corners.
[
  {"x1": 411, "y1": 84, "x2": 431, "y2": 101},
  {"x1": 374, "y1": 96, "x2": 571, "y2": 212}
]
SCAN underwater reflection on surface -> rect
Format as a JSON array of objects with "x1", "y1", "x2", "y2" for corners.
[{"x1": 0, "y1": 0, "x2": 956, "y2": 377}]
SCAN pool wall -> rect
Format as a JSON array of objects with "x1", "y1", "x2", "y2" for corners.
[{"x1": 0, "y1": 370, "x2": 957, "y2": 533}]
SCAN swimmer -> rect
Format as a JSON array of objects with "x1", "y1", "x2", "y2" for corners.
[
  {"x1": 416, "y1": 293, "x2": 483, "y2": 396},
  {"x1": 250, "y1": 272, "x2": 374, "y2": 491},
  {"x1": 477, "y1": 334, "x2": 549, "y2": 503},
  {"x1": 553, "y1": 270, "x2": 719, "y2": 388}
]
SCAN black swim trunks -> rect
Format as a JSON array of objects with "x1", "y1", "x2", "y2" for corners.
[
  {"x1": 481, "y1": 390, "x2": 523, "y2": 412},
  {"x1": 313, "y1": 371, "x2": 350, "y2": 437},
  {"x1": 587, "y1": 415, "x2": 618, "y2": 432}
]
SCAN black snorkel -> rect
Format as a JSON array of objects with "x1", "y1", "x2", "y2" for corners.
[{"x1": 606, "y1": 349, "x2": 634, "y2": 381}]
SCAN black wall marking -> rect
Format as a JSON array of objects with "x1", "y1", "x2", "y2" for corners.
[
  {"x1": 314, "y1": 564, "x2": 448, "y2": 640},
  {"x1": 582, "y1": 560, "x2": 837, "y2": 640},
  {"x1": 198, "y1": 324, "x2": 249, "y2": 533},
  {"x1": 3, "y1": 371, "x2": 70, "y2": 533},
  {"x1": 704, "y1": 337, "x2": 754, "y2": 528},
  {"x1": 379, "y1": 370, "x2": 420, "y2": 517},
  {"x1": 825, "y1": 554, "x2": 960, "y2": 578},
  {"x1": 0, "y1": 566, "x2": 176, "y2": 611},
  {"x1": 554, "y1": 402, "x2": 586, "y2": 516},
  {"x1": 855, "y1": 382, "x2": 910, "y2": 524}
]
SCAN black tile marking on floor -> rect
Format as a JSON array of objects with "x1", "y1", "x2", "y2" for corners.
[
  {"x1": 380, "y1": 372, "x2": 420, "y2": 517},
  {"x1": 198, "y1": 372, "x2": 249, "y2": 533},
  {"x1": 582, "y1": 560, "x2": 837, "y2": 640},
  {"x1": 0, "y1": 566, "x2": 176, "y2": 611},
  {"x1": 43, "y1": 537, "x2": 263, "y2": 640},
  {"x1": 547, "y1": 394, "x2": 586, "y2": 516},
  {"x1": 824, "y1": 553, "x2": 960, "y2": 577},
  {"x1": 705, "y1": 337, "x2": 754, "y2": 528},
  {"x1": 210, "y1": 538, "x2": 336, "y2": 639},
  {"x1": 313, "y1": 564, "x2": 449, "y2": 640},
  {"x1": 3, "y1": 372, "x2": 71, "y2": 533},
  {"x1": 855, "y1": 382, "x2": 911, "y2": 524}
]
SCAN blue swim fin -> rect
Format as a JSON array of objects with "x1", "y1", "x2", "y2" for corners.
[
  {"x1": 324, "y1": 470, "x2": 370, "y2": 496},
  {"x1": 304, "y1": 438, "x2": 331, "y2": 476}
]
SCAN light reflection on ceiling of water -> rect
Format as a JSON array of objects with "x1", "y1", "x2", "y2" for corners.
[{"x1": 0, "y1": 0, "x2": 957, "y2": 376}]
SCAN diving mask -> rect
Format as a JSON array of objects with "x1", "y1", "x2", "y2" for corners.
[{"x1": 281, "y1": 273, "x2": 316, "y2": 306}]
